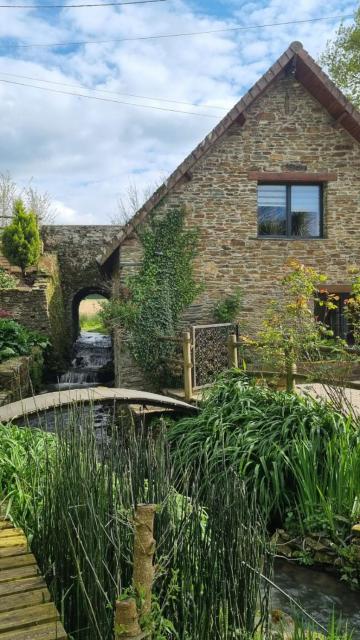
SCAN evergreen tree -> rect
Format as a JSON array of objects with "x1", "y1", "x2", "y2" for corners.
[
  {"x1": 320, "y1": 8, "x2": 360, "y2": 108},
  {"x1": 2, "y1": 199, "x2": 41, "y2": 276}
]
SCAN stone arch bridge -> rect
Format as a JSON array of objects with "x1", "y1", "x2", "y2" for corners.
[{"x1": 42, "y1": 225, "x2": 121, "y2": 341}]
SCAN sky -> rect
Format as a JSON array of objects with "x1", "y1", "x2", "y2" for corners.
[{"x1": 0, "y1": 0, "x2": 357, "y2": 224}]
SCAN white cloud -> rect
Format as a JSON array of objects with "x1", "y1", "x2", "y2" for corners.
[{"x1": 0, "y1": 0, "x2": 356, "y2": 223}]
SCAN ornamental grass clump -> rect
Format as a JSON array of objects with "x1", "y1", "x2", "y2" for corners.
[{"x1": 168, "y1": 370, "x2": 360, "y2": 540}]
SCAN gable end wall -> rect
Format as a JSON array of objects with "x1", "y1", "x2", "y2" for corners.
[{"x1": 116, "y1": 73, "x2": 360, "y2": 386}]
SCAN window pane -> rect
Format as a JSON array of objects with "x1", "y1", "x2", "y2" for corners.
[
  {"x1": 291, "y1": 186, "x2": 320, "y2": 237},
  {"x1": 258, "y1": 185, "x2": 286, "y2": 236}
]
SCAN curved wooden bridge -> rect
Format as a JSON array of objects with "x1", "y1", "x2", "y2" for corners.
[{"x1": 0, "y1": 386, "x2": 196, "y2": 423}]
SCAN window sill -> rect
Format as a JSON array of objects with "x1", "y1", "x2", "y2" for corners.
[{"x1": 250, "y1": 236, "x2": 326, "y2": 241}]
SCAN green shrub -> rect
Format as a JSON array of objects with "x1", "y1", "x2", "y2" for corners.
[
  {"x1": 0, "y1": 318, "x2": 50, "y2": 362},
  {"x1": 0, "y1": 267, "x2": 17, "y2": 289},
  {"x1": 0, "y1": 423, "x2": 55, "y2": 533},
  {"x1": 168, "y1": 371, "x2": 360, "y2": 540},
  {"x1": 213, "y1": 288, "x2": 242, "y2": 323},
  {"x1": 2, "y1": 199, "x2": 41, "y2": 275}
]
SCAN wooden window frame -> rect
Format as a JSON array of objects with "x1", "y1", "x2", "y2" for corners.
[{"x1": 257, "y1": 182, "x2": 324, "y2": 239}]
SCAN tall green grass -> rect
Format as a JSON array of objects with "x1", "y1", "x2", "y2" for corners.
[
  {"x1": 168, "y1": 371, "x2": 360, "y2": 540},
  {"x1": 1, "y1": 407, "x2": 271, "y2": 640}
]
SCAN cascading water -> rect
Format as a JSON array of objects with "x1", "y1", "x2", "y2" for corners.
[{"x1": 58, "y1": 331, "x2": 113, "y2": 389}]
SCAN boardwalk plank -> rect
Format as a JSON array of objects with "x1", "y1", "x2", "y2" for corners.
[
  {"x1": 0, "y1": 576, "x2": 47, "y2": 597},
  {"x1": 0, "y1": 544, "x2": 29, "y2": 558},
  {"x1": 0, "y1": 514, "x2": 67, "y2": 638},
  {"x1": 0, "y1": 535, "x2": 28, "y2": 548},
  {"x1": 0, "y1": 589, "x2": 50, "y2": 613},
  {"x1": 0, "y1": 529, "x2": 24, "y2": 538},
  {"x1": 0, "y1": 602, "x2": 58, "y2": 632},
  {"x1": 0, "y1": 565, "x2": 39, "y2": 583},
  {"x1": 0, "y1": 553, "x2": 37, "y2": 570},
  {"x1": 0, "y1": 621, "x2": 67, "y2": 640}
]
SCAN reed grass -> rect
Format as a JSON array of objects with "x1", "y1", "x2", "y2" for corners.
[{"x1": 1, "y1": 406, "x2": 271, "y2": 640}]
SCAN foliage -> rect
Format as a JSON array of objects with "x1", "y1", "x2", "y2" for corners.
[
  {"x1": 80, "y1": 311, "x2": 108, "y2": 334},
  {"x1": 213, "y1": 288, "x2": 242, "y2": 323},
  {"x1": 5, "y1": 409, "x2": 270, "y2": 640},
  {"x1": 0, "y1": 318, "x2": 50, "y2": 363},
  {"x1": 250, "y1": 259, "x2": 344, "y2": 372},
  {"x1": 101, "y1": 207, "x2": 202, "y2": 382},
  {"x1": 344, "y1": 265, "x2": 360, "y2": 346},
  {"x1": 0, "y1": 267, "x2": 17, "y2": 289},
  {"x1": 0, "y1": 424, "x2": 55, "y2": 534},
  {"x1": 320, "y1": 8, "x2": 360, "y2": 108},
  {"x1": 2, "y1": 199, "x2": 41, "y2": 275},
  {"x1": 168, "y1": 370, "x2": 360, "y2": 541}
]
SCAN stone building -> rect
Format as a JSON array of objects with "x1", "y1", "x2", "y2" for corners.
[{"x1": 97, "y1": 42, "x2": 360, "y2": 389}]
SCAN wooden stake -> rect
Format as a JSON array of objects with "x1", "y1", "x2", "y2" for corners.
[
  {"x1": 114, "y1": 598, "x2": 142, "y2": 639},
  {"x1": 228, "y1": 333, "x2": 238, "y2": 369},
  {"x1": 182, "y1": 331, "x2": 193, "y2": 402},
  {"x1": 133, "y1": 504, "x2": 156, "y2": 617}
]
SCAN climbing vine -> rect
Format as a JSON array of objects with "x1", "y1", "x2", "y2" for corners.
[{"x1": 101, "y1": 207, "x2": 202, "y2": 382}]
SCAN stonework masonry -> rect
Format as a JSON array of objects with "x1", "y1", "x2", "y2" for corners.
[
  {"x1": 42, "y1": 225, "x2": 122, "y2": 340},
  {"x1": 114, "y1": 72, "x2": 360, "y2": 388}
]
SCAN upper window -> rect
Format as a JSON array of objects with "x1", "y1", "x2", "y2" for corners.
[{"x1": 258, "y1": 184, "x2": 323, "y2": 238}]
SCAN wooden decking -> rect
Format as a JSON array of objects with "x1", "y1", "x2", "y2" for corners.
[{"x1": 0, "y1": 513, "x2": 67, "y2": 639}]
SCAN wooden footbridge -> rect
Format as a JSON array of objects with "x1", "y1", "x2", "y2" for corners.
[
  {"x1": 0, "y1": 510, "x2": 67, "y2": 639},
  {"x1": 0, "y1": 386, "x2": 197, "y2": 424}
]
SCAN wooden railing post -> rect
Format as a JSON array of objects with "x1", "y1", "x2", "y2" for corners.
[
  {"x1": 228, "y1": 333, "x2": 238, "y2": 369},
  {"x1": 284, "y1": 339, "x2": 297, "y2": 394},
  {"x1": 182, "y1": 331, "x2": 193, "y2": 402}
]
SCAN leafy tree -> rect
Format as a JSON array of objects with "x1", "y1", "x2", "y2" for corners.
[
  {"x1": 320, "y1": 8, "x2": 360, "y2": 107},
  {"x1": 2, "y1": 199, "x2": 41, "y2": 276}
]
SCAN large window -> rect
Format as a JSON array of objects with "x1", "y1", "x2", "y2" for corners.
[{"x1": 258, "y1": 184, "x2": 322, "y2": 238}]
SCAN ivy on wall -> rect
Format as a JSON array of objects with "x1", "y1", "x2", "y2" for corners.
[{"x1": 102, "y1": 207, "x2": 202, "y2": 383}]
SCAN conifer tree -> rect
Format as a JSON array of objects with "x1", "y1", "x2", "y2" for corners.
[{"x1": 2, "y1": 199, "x2": 41, "y2": 276}]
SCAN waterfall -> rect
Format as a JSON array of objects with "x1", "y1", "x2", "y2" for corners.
[{"x1": 58, "y1": 331, "x2": 113, "y2": 389}]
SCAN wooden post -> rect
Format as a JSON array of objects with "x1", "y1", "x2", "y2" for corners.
[
  {"x1": 182, "y1": 331, "x2": 193, "y2": 402},
  {"x1": 133, "y1": 504, "x2": 156, "y2": 617},
  {"x1": 115, "y1": 504, "x2": 156, "y2": 639},
  {"x1": 228, "y1": 333, "x2": 238, "y2": 369},
  {"x1": 115, "y1": 598, "x2": 142, "y2": 639},
  {"x1": 284, "y1": 340, "x2": 297, "y2": 393}
]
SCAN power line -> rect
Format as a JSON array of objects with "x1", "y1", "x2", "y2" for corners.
[
  {"x1": 0, "y1": 70, "x2": 227, "y2": 110},
  {"x1": 0, "y1": 76, "x2": 219, "y2": 117},
  {"x1": 1, "y1": 12, "x2": 354, "y2": 48},
  {"x1": 0, "y1": 0, "x2": 168, "y2": 7}
]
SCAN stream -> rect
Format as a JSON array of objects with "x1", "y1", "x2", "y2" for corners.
[{"x1": 272, "y1": 559, "x2": 360, "y2": 636}]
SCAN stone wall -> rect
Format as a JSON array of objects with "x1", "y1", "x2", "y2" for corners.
[
  {"x1": 0, "y1": 254, "x2": 67, "y2": 369},
  {"x1": 114, "y1": 71, "x2": 360, "y2": 389},
  {"x1": 42, "y1": 225, "x2": 122, "y2": 340},
  {"x1": 0, "y1": 349, "x2": 43, "y2": 407}
]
